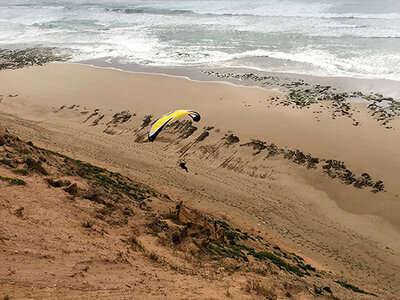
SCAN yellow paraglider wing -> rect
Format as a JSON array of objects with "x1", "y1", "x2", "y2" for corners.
[{"x1": 148, "y1": 110, "x2": 200, "y2": 142}]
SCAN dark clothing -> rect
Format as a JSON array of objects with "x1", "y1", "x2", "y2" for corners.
[{"x1": 179, "y1": 162, "x2": 189, "y2": 172}]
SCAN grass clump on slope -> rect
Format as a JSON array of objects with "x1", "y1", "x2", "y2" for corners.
[
  {"x1": 0, "y1": 175, "x2": 26, "y2": 186},
  {"x1": 334, "y1": 280, "x2": 377, "y2": 296}
]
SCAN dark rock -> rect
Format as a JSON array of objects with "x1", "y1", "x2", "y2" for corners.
[
  {"x1": 240, "y1": 139, "x2": 267, "y2": 155},
  {"x1": 141, "y1": 115, "x2": 152, "y2": 128},
  {"x1": 64, "y1": 183, "x2": 78, "y2": 196},
  {"x1": 223, "y1": 133, "x2": 240, "y2": 146},
  {"x1": 195, "y1": 131, "x2": 209, "y2": 142},
  {"x1": 91, "y1": 114, "x2": 104, "y2": 126},
  {"x1": 107, "y1": 111, "x2": 132, "y2": 125},
  {"x1": 0, "y1": 48, "x2": 67, "y2": 70},
  {"x1": 372, "y1": 181, "x2": 385, "y2": 193},
  {"x1": 25, "y1": 157, "x2": 48, "y2": 175}
]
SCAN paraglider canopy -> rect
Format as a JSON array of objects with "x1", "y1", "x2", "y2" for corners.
[{"x1": 148, "y1": 110, "x2": 200, "y2": 142}]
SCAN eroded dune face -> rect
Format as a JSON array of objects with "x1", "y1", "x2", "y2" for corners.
[
  {"x1": 0, "y1": 127, "x2": 379, "y2": 300},
  {"x1": 0, "y1": 64, "x2": 399, "y2": 298}
]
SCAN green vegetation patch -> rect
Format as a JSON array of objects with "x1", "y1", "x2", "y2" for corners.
[
  {"x1": 225, "y1": 230, "x2": 240, "y2": 243},
  {"x1": 25, "y1": 157, "x2": 48, "y2": 175},
  {"x1": 334, "y1": 280, "x2": 376, "y2": 296},
  {"x1": 73, "y1": 160, "x2": 152, "y2": 200},
  {"x1": 253, "y1": 251, "x2": 305, "y2": 277},
  {"x1": 0, "y1": 159, "x2": 14, "y2": 168},
  {"x1": 207, "y1": 240, "x2": 248, "y2": 261},
  {"x1": 12, "y1": 168, "x2": 28, "y2": 176},
  {"x1": 0, "y1": 175, "x2": 26, "y2": 186}
]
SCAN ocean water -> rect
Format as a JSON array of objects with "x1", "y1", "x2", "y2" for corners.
[{"x1": 1, "y1": 0, "x2": 400, "y2": 80}]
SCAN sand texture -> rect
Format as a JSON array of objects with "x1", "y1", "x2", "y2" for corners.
[{"x1": 0, "y1": 64, "x2": 399, "y2": 299}]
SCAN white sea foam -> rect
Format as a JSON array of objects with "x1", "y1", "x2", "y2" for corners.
[{"x1": 0, "y1": 0, "x2": 399, "y2": 80}]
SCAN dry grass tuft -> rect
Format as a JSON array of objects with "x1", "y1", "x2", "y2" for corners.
[{"x1": 245, "y1": 279, "x2": 277, "y2": 300}]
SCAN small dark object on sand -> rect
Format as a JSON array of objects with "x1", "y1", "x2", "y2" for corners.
[{"x1": 179, "y1": 162, "x2": 189, "y2": 172}]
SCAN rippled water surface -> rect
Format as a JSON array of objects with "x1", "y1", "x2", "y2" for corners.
[{"x1": 1, "y1": 0, "x2": 400, "y2": 80}]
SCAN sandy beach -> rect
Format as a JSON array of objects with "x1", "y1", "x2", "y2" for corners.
[{"x1": 0, "y1": 62, "x2": 399, "y2": 298}]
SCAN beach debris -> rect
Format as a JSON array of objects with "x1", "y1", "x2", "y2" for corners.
[{"x1": 148, "y1": 110, "x2": 200, "y2": 142}]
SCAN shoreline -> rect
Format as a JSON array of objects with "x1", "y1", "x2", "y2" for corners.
[{"x1": 78, "y1": 57, "x2": 400, "y2": 99}]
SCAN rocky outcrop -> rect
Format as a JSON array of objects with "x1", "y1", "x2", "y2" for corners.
[
  {"x1": 0, "y1": 48, "x2": 67, "y2": 70},
  {"x1": 223, "y1": 133, "x2": 240, "y2": 146}
]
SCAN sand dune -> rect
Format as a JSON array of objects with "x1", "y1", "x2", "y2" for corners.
[{"x1": 1, "y1": 63, "x2": 399, "y2": 298}]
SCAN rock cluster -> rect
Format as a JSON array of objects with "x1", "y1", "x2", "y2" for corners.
[
  {"x1": 222, "y1": 135, "x2": 384, "y2": 192},
  {"x1": 223, "y1": 133, "x2": 240, "y2": 146},
  {"x1": 165, "y1": 120, "x2": 197, "y2": 139},
  {"x1": 0, "y1": 48, "x2": 67, "y2": 70},
  {"x1": 203, "y1": 70, "x2": 399, "y2": 125},
  {"x1": 322, "y1": 159, "x2": 384, "y2": 192}
]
